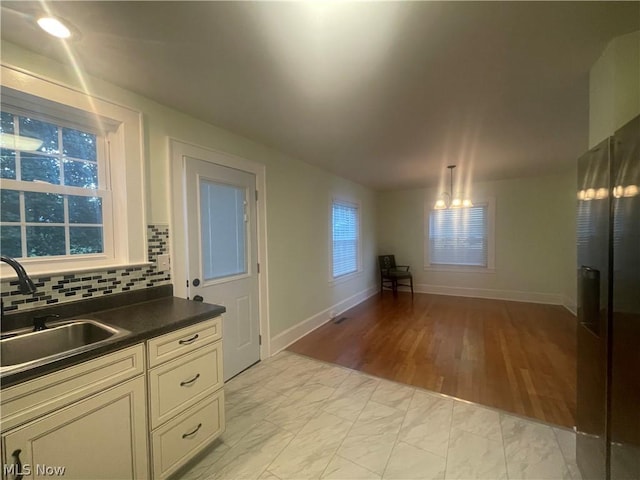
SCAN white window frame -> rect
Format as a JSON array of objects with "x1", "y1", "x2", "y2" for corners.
[
  {"x1": 329, "y1": 196, "x2": 362, "y2": 284},
  {"x1": 1, "y1": 109, "x2": 113, "y2": 259},
  {"x1": 424, "y1": 197, "x2": 496, "y2": 273},
  {"x1": 1, "y1": 65, "x2": 146, "y2": 278}
]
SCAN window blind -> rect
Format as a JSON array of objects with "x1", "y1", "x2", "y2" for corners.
[
  {"x1": 332, "y1": 201, "x2": 359, "y2": 278},
  {"x1": 429, "y1": 205, "x2": 488, "y2": 267}
]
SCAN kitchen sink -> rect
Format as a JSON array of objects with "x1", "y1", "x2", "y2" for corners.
[{"x1": 1, "y1": 319, "x2": 130, "y2": 376}]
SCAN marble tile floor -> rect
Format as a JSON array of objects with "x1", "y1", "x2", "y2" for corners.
[{"x1": 177, "y1": 351, "x2": 582, "y2": 480}]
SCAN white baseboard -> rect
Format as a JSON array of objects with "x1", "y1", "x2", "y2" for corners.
[
  {"x1": 563, "y1": 295, "x2": 577, "y2": 316},
  {"x1": 411, "y1": 283, "x2": 566, "y2": 306},
  {"x1": 270, "y1": 285, "x2": 378, "y2": 355}
]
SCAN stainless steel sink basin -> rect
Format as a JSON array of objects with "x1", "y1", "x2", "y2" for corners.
[{"x1": 1, "y1": 319, "x2": 130, "y2": 376}]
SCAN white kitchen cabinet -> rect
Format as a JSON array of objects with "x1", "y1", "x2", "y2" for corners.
[
  {"x1": 1, "y1": 346, "x2": 148, "y2": 480},
  {"x1": 2, "y1": 376, "x2": 148, "y2": 480},
  {"x1": 0, "y1": 316, "x2": 224, "y2": 480},
  {"x1": 148, "y1": 317, "x2": 225, "y2": 479}
]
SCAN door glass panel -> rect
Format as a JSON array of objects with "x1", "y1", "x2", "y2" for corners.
[{"x1": 199, "y1": 179, "x2": 247, "y2": 280}]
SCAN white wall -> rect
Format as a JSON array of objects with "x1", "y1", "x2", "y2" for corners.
[
  {"x1": 589, "y1": 31, "x2": 640, "y2": 146},
  {"x1": 1, "y1": 42, "x2": 377, "y2": 347},
  {"x1": 377, "y1": 170, "x2": 577, "y2": 309}
]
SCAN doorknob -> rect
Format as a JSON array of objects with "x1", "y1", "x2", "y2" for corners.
[
  {"x1": 193, "y1": 295, "x2": 204, "y2": 302},
  {"x1": 192, "y1": 278, "x2": 200, "y2": 286}
]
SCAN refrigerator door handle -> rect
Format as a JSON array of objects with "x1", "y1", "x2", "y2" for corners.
[
  {"x1": 579, "y1": 266, "x2": 600, "y2": 336},
  {"x1": 580, "y1": 265, "x2": 598, "y2": 273}
]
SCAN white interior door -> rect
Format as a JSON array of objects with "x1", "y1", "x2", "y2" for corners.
[{"x1": 185, "y1": 157, "x2": 260, "y2": 380}]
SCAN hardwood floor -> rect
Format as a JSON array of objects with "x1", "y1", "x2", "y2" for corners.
[{"x1": 287, "y1": 292, "x2": 577, "y2": 428}]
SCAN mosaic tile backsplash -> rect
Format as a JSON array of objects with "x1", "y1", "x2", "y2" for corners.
[{"x1": 1, "y1": 224, "x2": 171, "y2": 314}]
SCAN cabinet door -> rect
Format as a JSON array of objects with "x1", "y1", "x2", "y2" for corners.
[{"x1": 2, "y1": 376, "x2": 148, "y2": 480}]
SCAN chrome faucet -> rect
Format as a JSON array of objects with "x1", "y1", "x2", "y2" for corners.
[{"x1": 1, "y1": 255, "x2": 37, "y2": 294}]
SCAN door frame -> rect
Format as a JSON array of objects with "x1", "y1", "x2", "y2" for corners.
[{"x1": 169, "y1": 138, "x2": 271, "y2": 359}]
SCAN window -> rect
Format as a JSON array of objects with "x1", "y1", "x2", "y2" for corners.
[
  {"x1": 1, "y1": 110, "x2": 109, "y2": 259},
  {"x1": 199, "y1": 180, "x2": 247, "y2": 280},
  {"x1": 0, "y1": 64, "x2": 146, "y2": 276},
  {"x1": 331, "y1": 199, "x2": 360, "y2": 279},
  {"x1": 426, "y1": 202, "x2": 495, "y2": 270}
]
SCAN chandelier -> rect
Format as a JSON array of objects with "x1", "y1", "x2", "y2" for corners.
[{"x1": 434, "y1": 165, "x2": 473, "y2": 210}]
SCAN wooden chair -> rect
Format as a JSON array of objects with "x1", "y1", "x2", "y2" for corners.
[{"x1": 378, "y1": 255, "x2": 414, "y2": 296}]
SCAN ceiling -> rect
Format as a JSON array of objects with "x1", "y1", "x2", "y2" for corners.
[{"x1": 1, "y1": 2, "x2": 638, "y2": 191}]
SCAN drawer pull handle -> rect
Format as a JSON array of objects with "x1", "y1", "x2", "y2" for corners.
[
  {"x1": 182, "y1": 423, "x2": 203, "y2": 439},
  {"x1": 179, "y1": 334, "x2": 199, "y2": 345},
  {"x1": 180, "y1": 373, "x2": 201, "y2": 386}
]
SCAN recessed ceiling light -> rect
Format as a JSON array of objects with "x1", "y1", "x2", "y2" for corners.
[{"x1": 37, "y1": 16, "x2": 72, "y2": 39}]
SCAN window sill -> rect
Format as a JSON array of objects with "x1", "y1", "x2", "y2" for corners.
[
  {"x1": 1, "y1": 262, "x2": 153, "y2": 282},
  {"x1": 329, "y1": 270, "x2": 363, "y2": 286},
  {"x1": 423, "y1": 265, "x2": 496, "y2": 274}
]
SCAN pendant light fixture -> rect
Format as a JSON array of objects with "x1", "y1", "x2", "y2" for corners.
[{"x1": 434, "y1": 165, "x2": 473, "y2": 210}]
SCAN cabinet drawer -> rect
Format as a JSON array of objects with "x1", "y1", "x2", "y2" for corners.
[
  {"x1": 147, "y1": 317, "x2": 221, "y2": 368},
  {"x1": 1, "y1": 344, "x2": 145, "y2": 432},
  {"x1": 148, "y1": 341, "x2": 223, "y2": 429},
  {"x1": 151, "y1": 389, "x2": 225, "y2": 480}
]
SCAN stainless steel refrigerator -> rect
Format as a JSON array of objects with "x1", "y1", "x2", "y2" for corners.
[{"x1": 576, "y1": 115, "x2": 639, "y2": 480}]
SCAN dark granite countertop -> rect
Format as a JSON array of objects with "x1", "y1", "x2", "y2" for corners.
[{"x1": 1, "y1": 287, "x2": 225, "y2": 387}]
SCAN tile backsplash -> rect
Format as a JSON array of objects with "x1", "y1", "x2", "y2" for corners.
[{"x1": 1, "y1": 224, "x2": 171, "y2": 314}]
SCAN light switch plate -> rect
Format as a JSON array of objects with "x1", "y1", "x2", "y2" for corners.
[{"x1": 157, "y1": 254, "x2": 170, "y2": 272}]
